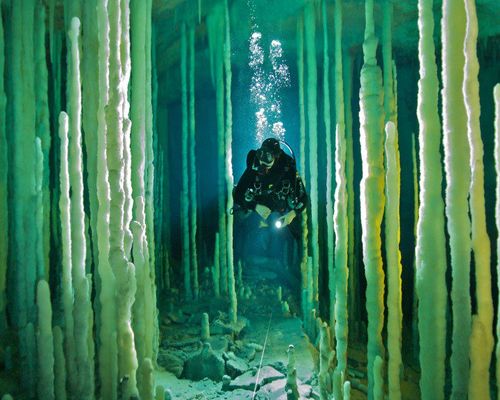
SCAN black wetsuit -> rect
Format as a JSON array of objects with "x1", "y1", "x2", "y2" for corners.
[{"x1": 233, "y1": 149, "x2": 307, "y2": 229}]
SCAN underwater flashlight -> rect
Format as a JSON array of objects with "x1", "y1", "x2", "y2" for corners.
[{"x1": 275, "y1": 220, "x2": 283, "y2": 229}]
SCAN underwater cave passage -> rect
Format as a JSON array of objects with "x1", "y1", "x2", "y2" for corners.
[{"x1": 0, "y1": 0, "x2": 499, "y2": 399}]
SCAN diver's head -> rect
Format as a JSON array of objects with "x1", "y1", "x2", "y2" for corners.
[{"x1": 256, "y1": 138, "x2": 280, "y2": 174}]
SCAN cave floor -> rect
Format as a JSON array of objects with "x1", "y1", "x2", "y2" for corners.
[{"x1": 155, "y1": 255, "x2": 374, "y2": 399}]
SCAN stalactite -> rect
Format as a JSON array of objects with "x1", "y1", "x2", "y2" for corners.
[
  {"x1": 224, "y1": 0, "x2": 237, "y2": 324},
  {"x1": 384, "y1": 121, "x2": 402, "y2": 400},
  {"x1": 359, "y1": 0, "x2": 386, "y2": 397},
  {"x1": 441, "y1": 1, "x2": 471, "y2": 397},
  {"x1": 0, "y1": 0, "x2": 6, "y2": 334},
  {"x1": 180, "y1": 23, "x2": 192, "y2": 300},
  {"x1": 321, "y1": 0, "x2": 334, "y2": 328},
  {"x1": 68, "y1": 18, "x2": 94, "y2": 398},
  {"x1": 189, "y1": 25, "x2": 199, "y2": 299},
  {"x1": 145, "y1": 0, "x2": 157, "y2": 298},
  {"x1": 58, "y1": 111, "x2": 78, "y2": 396},
  {"x1": 96, "y1": 1, "x2": 119, "y2": 398},
  {"x1": 130, "y1": 0, "x2": 147, "y2": 225},
  {"x1": 36, "y1": 280, "x2": 55, "y2": 400},
  {"x1": 416, "y1": 0, "x2": 448, "y2": 397},
  {"x1": 34, "y1": 1, "x2": 51, "y2": 279},
  {"x1": 464, "y1": 0, "x2": 494, "y2": 397},
  {"x1": 121, "y1": 0, "x2": 134, "y2": 262},
  {"x1": 382, "y1": 0, "x2": 396, "y2": 124},
  {"x1": 82, "y1": 0, "x2": 101, "y2": 277},
  {"x1": 304, "y1": 1, "x2": 320, "y2": 309},
  {"x1": 494, "y1": 83, "x2": 500, "y2": 398},
  {"x1": 333, "y1": 0, "x2": 349, "y2": 383}
]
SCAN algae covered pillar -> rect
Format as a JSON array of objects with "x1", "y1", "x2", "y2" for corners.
[
  {"x1": 224, "y1": 0, "x2": 237, "y2": 324},
  {"x1": 463, "y1": 0, "x2": 494, "y2": 397},
  {"x1": 415, "y1": 0, "x2": 448, "y2": 397},
  {"x1": 494, "y1": 83, "x2": 500, "y2": 395},
  {"x1": 304, "y1": 0, "x2": 319, "y2": 309},
  {"x1": 96, "y1": 0, "x2": 118, "y2": 397},
  {"x1": 189, "y1": 25, "x2": 200, "y2": 299},
  {"x1": 358, "y1": 0, "x2": 386, "y2": 397},
  {"x1": 383, "y1": 121, "x2": 402, "y2": 400},
  {"x1": 180, "y1": 23, "x2": 192, "y2": 299},
  {"x1": 321, "y1": 0, "x2": 334, "y2": 328},
  {"x1": 296, "y1": 16, "x2": 310, "y2": 323},
  {"x1": 68, "y1": 18, "x2": 95, "y2": 398},
  {"x1": 333, "y1": 0, "x2": 349, "y2": 382},
  {"x1": 441, "y1": 0, "x2": 471, "y2": 397},
  {"x1": 381, "y1": 1, "x2": 402, "y2": 398},
  {"x1": 208, "y1": 4, "x2": 228, "y2": 296},
  {"x1": 11, "y1": 0, "x2": 38, "y2": 395},
  {"x1": 0, "y1": 1, "x2": 7, "y2": 334}
]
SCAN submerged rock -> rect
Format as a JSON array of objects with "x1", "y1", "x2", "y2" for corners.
[
  {"x1": 183, "y1": 342, "x2": 225, "y2": 381},
  {"x1": 224, "y1": 352, "x2": 249, "y2": 378},
  {"x1": 157, "y1": 349, "x2": 186, "y2": 378},
  {"x1": 228, "y1": 365, "x2": 284, "y2": 391}
]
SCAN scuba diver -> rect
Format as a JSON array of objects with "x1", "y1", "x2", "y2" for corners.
[{"x1": 233, "y1": 138, "x2": 308, "y2": 240}]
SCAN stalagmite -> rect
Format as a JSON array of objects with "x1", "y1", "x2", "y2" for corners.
[
  {"x1": 441, "y1": 1, "x2": 471, "y2": 397},
  {"x1": 318, "y1": 323, "x2": 333, "y2": 399},
  {"x1": 415, "y1": 0, "x2": 448, "y2": 397},
  {"x1": 53, "y1": 326, "x2": 67, "y2": 400},
  {"x1": 34, "y1": 2, "x2": 51, "y2": 278},
  {"x1": 321, "y1": 0, "x2": 334, "y2": 328},
  {"x1": 464, "y1": 0, "x2": 494, "y2": 397},
  {"x1": 130, "y1": 0, "x2": 148, "y2": 223},
  {"x1": 494, "y1": 83, "x2": 500, "y2": 398},
  {"x1": 0, "y1": 0, "x2": 6, "y2": 334},
  {"x1": 201, "y1": 313, "x2": 210, "y2": 341},
  {"x1": 384, "y1": 121, "x2": 402, "y2": 400},
  {"x1": 68, "y1": 17, "x2": 94, "y2": 398},
  {"x1": 304, "y1": 1, "x2": 320, "y2": 307},
  {"x1": 224, "y1": 0, "x2": 237, "y2": 324},
  {"x1": 139, "y1": 358, "x2": 155, "y2": 400},
  {"x1": 286, "y1": 345, "x2": 299, "y2": 399},
  {"x1": 189, "y1": 25, "x2": 199, "y2": 299},
  {"x1": 213, "y1": 232, "x2": 221, "y2": 296},
  {"x1": 333, "y1": 0, "x2": 349, "y2": 383},
  {"x1": 180, "y1": 23, "x2": 192, "y2": 300},
  {"x1": 359, "y1": 0, "x2": 386, "y2": 397},
  {"x1": 36, "y1": 280, "x2": 55, "y2": 400},
  {"x1": 96, "y1": 0, "x2": 118, "y2": 398}
]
